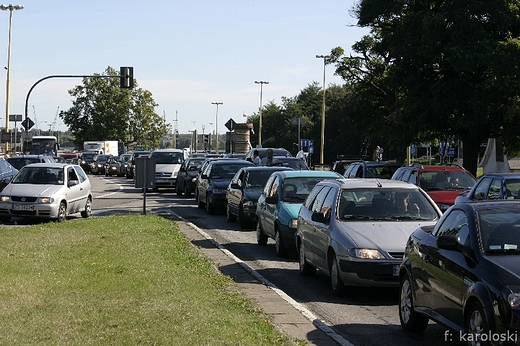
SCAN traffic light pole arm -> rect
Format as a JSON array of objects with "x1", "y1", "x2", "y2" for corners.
[{"x1": 24, "y1": 74, "x2": 119, "y2": 130}]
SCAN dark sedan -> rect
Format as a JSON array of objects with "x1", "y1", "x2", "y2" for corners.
[
  {"x1": 226, "y1": 166, "x2": 291, "y2": 228},
  {"x1": 455, "y1": 173, "x2": 520, "y2": 203},
  {"x1": 399, "y1": 200, "x2": 520, "y2": 343},
  {"x1": 104, "y1": 156, "x2": 124, "y2": 177},
  {"x1": 89, "y1": 154, "x2": 112, "y2": 175},
  {"x1": 196, "y1": 159, "x2": 254, "y2": 214},
  {"x1": 175, "y1": 156, "x2": 206, "y2": 197}
]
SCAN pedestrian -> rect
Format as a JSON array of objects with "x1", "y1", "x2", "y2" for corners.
[
  {"x1": 252, "y1": 149, "x2": 261, "y2": 166},
  {"x1": 261, "y1": 148, "x2": 274, "y2": 166},
  {"x1": 373, "y1": 146, "x2": 382, "y2": 161}
]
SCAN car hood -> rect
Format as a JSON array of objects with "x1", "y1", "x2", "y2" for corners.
[
  {"x1": 482, "y1": 256, "x2": 520, "y2": 284},
  {"x1": 426, "y1": 190, "x2": 461, "y2": 205},
  {"x1": 3, "y1": 183, "x2": 63, "y2": 197},
  {"x1": 278, "y1": 202, "x2": 303, "y2": 222},
  {"x1": 244, "y1": 190, "x2": 262, "y2": 201},
  {"x1": 337, "y1": 220, "x2": 436, "y2": 253}
]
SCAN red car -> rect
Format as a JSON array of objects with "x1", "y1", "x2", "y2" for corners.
[{"x1": 391, "y1": 164, "x2": 476, "y2": 212}]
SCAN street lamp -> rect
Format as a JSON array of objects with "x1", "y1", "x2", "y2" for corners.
[
  {"x1": 254, "y1": 81, "x2": 268, "y2": 146},
  {"x1": 316, "y1": 54, "x2": 330, "y2": 164},
  {"x1": 1, "y1": 4, "x2": 23, "y2": 154},
  {"x1": 211, "y1": 102, "x2": 222, "y2": 154}
]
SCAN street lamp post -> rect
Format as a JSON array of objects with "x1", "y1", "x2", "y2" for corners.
[
  {"x1": 1, "y1": 4, "x2": 23, "y2": 154},
  {"x1": 211, "y1": 102, "x2": 222, "y2": 154},
  {"x1": 316, "y1": 54, "x2": 330, "y2": 164},
  {"x1": 254, "y1": 81, "x2": 268, "y2": 147}
]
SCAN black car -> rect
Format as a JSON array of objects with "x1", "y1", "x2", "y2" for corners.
[
  {"x1": 0, "y1": 158, "x2": 18, "y2": 192},
  {"x1": 343, "y1": 160, "x2": 402, "y2": 179},
  {"x1": 399, "y1": 200, "x2": 520, "y2": 342},
  {"x1": 7, "y1": 155, "x2": 55, "y2": 170},
  {"x1": 79, "y1": 151, "x2": 98, "y2": 173},
  {"x1": 126, "y1": 151, "x2": 151, "y2": 179},
  {"x1": 196, "y1": 159, "x2": 254, "y2": 214},
  {"x1": 104, "y1": 156, "x2": 124, "y2": 177},
  {"x1": 244, "y1": 148, "x2": 292, "y2": 161},
  {"x1": 175, "y1": 156, "x2": 206, "y2": 197},
  {"x1": 90, "y1": 154, "x2": 113, "y2": 175},
  {"x1": 226, "y1": 166, "x2": 291, "y2": 228}
]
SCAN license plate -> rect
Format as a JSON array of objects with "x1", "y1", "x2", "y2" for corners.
[
  {"x1": 156, "y1": 179, "x2": 169, "y2": 183},
  {"x1": 392, "y1": 265, "x2": 399, "y2": 276},
  {"x1": 13, "y1": 204, "x2": 34, "y2": 211}
]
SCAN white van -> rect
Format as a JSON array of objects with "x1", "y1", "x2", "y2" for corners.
[{"x1": 149, "y1": 149, "x2": 188, "y2": 190}]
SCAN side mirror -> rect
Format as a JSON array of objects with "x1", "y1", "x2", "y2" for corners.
[
  {"x1": 68, "y1": 180, "x2": 79, "y2": 187},
  {"x1": 437, "y1": 235, "x2": 459, "y2": 251},
  {"x1": 311, "y1": 212, "x2": 329, "y2": 224}
]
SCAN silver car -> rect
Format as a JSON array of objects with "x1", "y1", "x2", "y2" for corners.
[
  {"x1": 0, "y1": 163, "x2": 92, "y2": 223},
  {"x1": 295, "y1": 178, "x2": 442, "y2": 296}
]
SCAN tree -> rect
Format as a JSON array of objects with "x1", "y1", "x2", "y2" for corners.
[
  {"x1": 60, "y1": 66, "x2": 167, "y2": 150},
  {"x1": 332, "y1": 0, "x2": 520, "y2": 176}
]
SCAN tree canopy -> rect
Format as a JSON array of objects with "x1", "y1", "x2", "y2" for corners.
[{"x1": 60, "y1": 66, "x2": 167, "y2": 150}]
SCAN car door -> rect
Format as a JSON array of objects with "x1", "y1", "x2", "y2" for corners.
[
  {"x1": 227, "y1": 169, "x2": 244, "y2": 215},
  {"x1": 257, "y1": 175, "x2": 279, "y2": 238},
  {"x1": 177, "y1": 160, "x2": 188, "y2": 190},
  {"x1": 471, "y1": 177, "x2": 492, "y2": 200},
  {"x1": 66, "y1": 167, "x2": 86, "y2": 213},
  {"x1": 198, "y1": 163, "x2": 212, "y2": 204},
  {"x1": 420, "y1": 209, "x2": 469, "y2": 327},
  {"x1": 306, "y1": 186, "x2": 334, "y2": 269}
]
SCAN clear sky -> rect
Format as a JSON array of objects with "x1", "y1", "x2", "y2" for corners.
[{"x1": 0, "y1": 0, "x2": 367, "y2": 135}]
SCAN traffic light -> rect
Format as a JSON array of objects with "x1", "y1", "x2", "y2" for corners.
[{"x1": 120, "y1": 67, "x2": 134, "y2": 88}]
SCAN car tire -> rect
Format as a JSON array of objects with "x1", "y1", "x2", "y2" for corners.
[
  {"x1": 206, "y1": 196, "x2": 214, "y2": 215},
  {"x1": 330, "y1": 255, "x2": 345, "y2": 296},
  {"x1": 226, "y1": 203, "x2": 237, "y2": 222},
  {"x1": 399, "y1": 274, "x2": 429, "y2": 332},
  {"x1": 81, "y1": 197, "x2": 92, "y2": 218},
  {"x1": 465, "y1": 302, "x2": 489, "y2": 343},
  {"x1": 256, "y1": 221, "x2": 268, "y2": 246},
  {"x1": 298, "y1": 240, "x2": 316, "y2": 276},
  {"x1": 56, "y1": 202, "x2": 67, "y2": 222},
  {"x1": 275, "y1": 228, "x2": 288, "y2": 258},
  {"x1": 238, "y1": 204, "x2": 249, "y2": 229},
  {"x1": 0, "y1": 216, "x2": 10, "y2": 224}
]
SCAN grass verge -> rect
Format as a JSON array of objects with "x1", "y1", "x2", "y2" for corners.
[{"x1": 0, "y1": 215, "x2": 295, "y2": 345}]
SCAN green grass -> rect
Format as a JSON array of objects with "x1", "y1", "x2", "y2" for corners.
[{"x1": 0, "y1": 215, "x2": 295, "y2": 346}]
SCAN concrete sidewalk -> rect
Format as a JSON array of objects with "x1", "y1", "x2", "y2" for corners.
[{"x1": 159, "y1": 209, "x2": 352, "y2": 346}]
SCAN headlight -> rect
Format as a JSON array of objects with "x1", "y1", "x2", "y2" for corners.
[
  {"x1": 348, "y1": 248, "x2": 385, "y2": 259},
  {"x1": 37, "y1": 197, "x2": 54, "y2": 204},
  {"x1": 288, "y1": 218, "x2": 298, "y2": 229},
  {"x1": 191, "y1": 177, "x2": 197, "y2": 183},
  {"x1": 508, "y1": 293, "x2": 520, "y2": 307},
  {"x1": 0, "y1": 196, "x2": 10, "y2": 202}
]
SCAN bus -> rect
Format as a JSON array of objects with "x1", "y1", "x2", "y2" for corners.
[{"x1": 30, "y1": 135, "x2": 59, "y2": 156}]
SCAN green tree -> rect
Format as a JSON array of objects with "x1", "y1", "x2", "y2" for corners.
[
  {"x1": 332, "y1": 0, "x2": 520, "y2": 175},
  {"x1": 60, "y1": 66, "x2": 167, "y2": 151}
]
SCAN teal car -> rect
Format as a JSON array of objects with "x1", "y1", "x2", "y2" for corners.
[{"x1": 256, "y1": 170, "x2": 342, "y2": 257}]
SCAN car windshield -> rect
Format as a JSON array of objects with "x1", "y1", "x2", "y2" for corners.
[
  {"x1": 338, "y1": 188, "x2": 439, "y2": 221},
  {"x1": 151, "y1": 152, "x2": 184, "y2": 164},
  {"x1": 479, "y1": 207, "x2": 520, "y2": 254},
  {"x1": 210, "y1": 164, "x2": 248, "y2": 178},
  {"x1": 420, "y1": 171, "x2": 476, "y2": 191},
  {"x1": 7, "y1": 158, "x2": 41, "y2": 170},
  {"x1": 95, "y1": 155, "x2": 112, "y2": 162},
  {"x1": 81, "y1": 153, "x2": 97, "y2": 160},
  {"x1": 245, "y1": 171, "x2": 276, "y2": 189},
  {"x1": 282, "y1": 177, "x2": 332, "y2": 202},
  {"x1": 272, "y1": 158, "x2": 309, "y2": 170},
  {"x1": 12, "y1": 167, "x2": 64, "y2": 185},
  {"x1": 365, "y1": 165, "x2": 401, "y2": 179}
]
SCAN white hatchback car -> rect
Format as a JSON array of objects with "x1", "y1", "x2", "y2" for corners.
[{"x1": 0, "y1": 163, "x2": 92, "y2": 223}]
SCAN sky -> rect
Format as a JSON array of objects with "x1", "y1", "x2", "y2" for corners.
[{"x1": 0, "y1": 0, "x2": 368, "y2": 136}]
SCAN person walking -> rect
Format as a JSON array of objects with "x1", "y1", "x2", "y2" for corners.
[{"x1": 261, "y1": 148, "x2": 274, "y2": 166}]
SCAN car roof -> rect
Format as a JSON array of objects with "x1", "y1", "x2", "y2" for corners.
[
  {"x1": 327, "y1": 178, "x2": 423, "y2": 189},
  {"x1": 275, "y1": 170, "x2": 342, "y2": 178},
  {"x1": 210, "y1": 159, "x2": 254, "y2": 165},
  {"x1": 151, "y1": 148, "x2": 184, "y2": 152},
  {"x1": 350, "y1": 160, "x2": 402, "y2": 167},
  {"x1": 402, "y1": 164, "x2": 469, "y2": 172},
  {"x1": 22, "y1": 163, "x2": 79, "y2": 169},
  {"x1": 238, "y1": 166, "x2": 292, "y2": 172},
  {"x1": 477, "y1": 173, "x2": 520, "y2": 178}
]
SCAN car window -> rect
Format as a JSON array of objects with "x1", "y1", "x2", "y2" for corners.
[
  {"x1": 304, "y1": 184, "x2": 324, "y2": 209},
  {"x1": 0, "y1": 159, "x2": 10, "y2": 173},
  {"x1": 505, "y1": 180, "x2": 520, "y2": 199},
  {"x1": 246, "y1": 171, "x2": 273, "y2": 189},
  {"x1": 310, "y1": 186, "x2": 333, "y2": 214},
  {"x1": 74, "y1": 167, "x2": 87, "y2": 183},
  {"x1": 268, "y1": 176, "x2": 281, "y2": 198},
  {"x1": 432, "y1": 209, "x2": 467, "y2": 239},
  {"x1": 473, "y1": 177, "x2": 492, "y2": 200}
]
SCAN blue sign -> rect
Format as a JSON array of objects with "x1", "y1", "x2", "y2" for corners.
[
  {"x1": 410, "y1": 144, "x2": 417, "y2": 157},
  {"x1": 300, "y1": 138, "x2": 314, "y2": 148}
]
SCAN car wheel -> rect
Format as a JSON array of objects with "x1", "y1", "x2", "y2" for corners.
[
  {"x1": 275, "y1": 228, "x2": 288, "y2": 258},
  {"x1": 465, "y1": 302, "x2": 489, "y2": 344},
  {"x1": 206, "y1": 196, "x2": 214, "y2": 214},
  {"x1": 399, "y1": 274, "x2": 428, "y2": 332},
  {"x1": 238, "y1": 204, "x2": 249, "y2": 229},
  {"x1": 0, "y1": 216, "x2": 10, "y2": 224},
  {"x1": 298, "y1": 240, "x2": 316, "y2": 276},
  {"x1": 176, "y1": 182, "x2": 182, "y2": 196},
  {"x1": 81, "y1": 197, "x2": 92, "y2": 218},
  {"x1": 56, "y1": 202, "x2": 67, "y2": 222},
  {"x1": 226, "y1": 203, "x2": 237, "y2": 222},
  {"x1": 330, "y1": 255, "x2": 345, "y2": 296},
  {"x1": 256, "y1": 221, "x2": 268, "y2": 246}
]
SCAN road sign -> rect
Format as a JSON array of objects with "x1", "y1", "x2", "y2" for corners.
[
  {"x1": 21, "y1": 117, "x2": 35, "y2": 130},
  {"x1": 300, "y1": 138, "x2": 314, "y2": 147},
  {"x1": 225, "y1": 118, "x2": 236, "y2": 131},
  {"x1": 291, "y1": 118, "x2": 306, "y2": 126}
]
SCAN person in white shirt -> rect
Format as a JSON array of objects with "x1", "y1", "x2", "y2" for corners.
[{"x1": 253, "y1": 150, "x2": 261, "y2": 166}]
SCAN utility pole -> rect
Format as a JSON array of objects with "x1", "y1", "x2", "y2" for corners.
[{"x1": 211, "y1": 102, "x2": 223, "y2": 154}]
